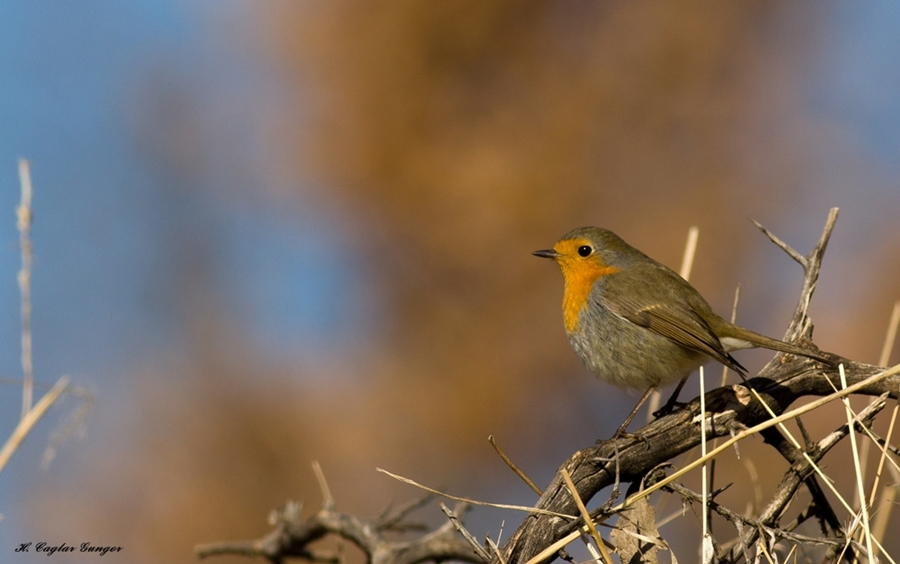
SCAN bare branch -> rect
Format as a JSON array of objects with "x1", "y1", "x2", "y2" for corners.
[
  {"x1": 441, "y1": 503, "x2": 491, "y2": 562},
  {"x1": 751, "y1": 218, "x2": 807, "y2": 267},
  {"x1": 196, "y1": 496, "x2": 486, "y2": 564}
]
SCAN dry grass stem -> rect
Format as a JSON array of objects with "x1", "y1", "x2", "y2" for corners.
[
  {"x1": 17, "y1": 158, "x2": 34, "y2": 418},
  {"x1": 879, "y1": 301, "x2": 900, "y2": 367},
  {"x1": 840, "y1": 366, "x2": 875, "y2": 562},
  {"x1": 871, "y1": 404, "x2": 900, "y2": 544},
  {"x1": 311, "y1": 460, "x2": 334, "y2": 507},
  {"x1": 868, "y1": 299, "x2": 900, "y2": 548},
  {"x1": 561, "y1": 468, "x2": 612, "y2": 564},
  {"x1": 699, "y1": 366, "x2": 711, "y2": 562},
  {"x1": 486, "y1": 536, "x2": 507, "y2": 564},
  {"x1": 377, "y1": 468, "x2": 575, "y2": 520},
  {"x1": 489, "y1": 435, "x2": 542, "y2": 496},
  {"x1": 678, "y1": 226, "x2": 700, "y2": 281},
  {"x1": 0, "y1": 376, "x2": 70, "y2": 474},
  {"x1": 853, "y1": 301, "x2": 899, "y2": 517},
  {"x1": 721, "y1": 284, "x2": 742, "y2": 387}
]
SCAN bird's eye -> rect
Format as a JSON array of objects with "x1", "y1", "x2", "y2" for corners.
[{"x1": 577, "y1": 245, "x2": 593, "y2": 257}]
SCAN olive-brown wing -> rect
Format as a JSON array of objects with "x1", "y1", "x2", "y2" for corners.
[
  {"x1": 623, "y1": 304, "x2": 746, "y2": 375},
  {"x1": 601, "y1": 263, "x2": 747, "y2": 375}
]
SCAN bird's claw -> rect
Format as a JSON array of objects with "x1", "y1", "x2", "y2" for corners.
[{"x1": 652, "y1": 400, "x2": 688, "y2": 418}]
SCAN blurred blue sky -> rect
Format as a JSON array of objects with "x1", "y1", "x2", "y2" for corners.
[
  {"x1": 0, "y1": 0, "x2": 365, "y2": 386},
  {"x1": 1, "y1": 0, "x2": 181, "y2": 387},
  {"x1": 0, "y1": 1, "x2": 368, "y2": 553},
  {"x1": 817, "y1": 1, "x2": 900, "y2": 169},
  {"x1": 1, "y1": 0, "x2": 899, "y2": 560}
]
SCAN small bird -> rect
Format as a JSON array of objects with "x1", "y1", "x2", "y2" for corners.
[{"x1": 534, "y1": 226, "x2": 831, "y2": 437}]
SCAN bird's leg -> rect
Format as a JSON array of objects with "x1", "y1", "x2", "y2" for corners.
[
  {"x1": 652, "y1": 375, "x2": 690, "y2": 417},
  {"x1": 613, "y1": 385, "x2": 657, "y2": 438}
]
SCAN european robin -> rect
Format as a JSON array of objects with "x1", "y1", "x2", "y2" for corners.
[{"x1": 534, "y1": 226, "x2": 831, "y2": 436}]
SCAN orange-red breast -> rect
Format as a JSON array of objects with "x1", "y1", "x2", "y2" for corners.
[{"x1": 534, "y1": 227, "x2": 830, "y2": 434}]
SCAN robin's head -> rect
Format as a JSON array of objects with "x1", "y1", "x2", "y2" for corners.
[
  {"x1": 533, "y1": 227, "x2": 635, "y2": 272},
  {"x1": 534, "y1": 227, "x2": 630, "y2": 331}
]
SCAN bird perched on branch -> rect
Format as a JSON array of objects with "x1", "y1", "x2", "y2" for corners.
[{"x1": 534, "y1": 226, "x2": 831, "y2": 438}]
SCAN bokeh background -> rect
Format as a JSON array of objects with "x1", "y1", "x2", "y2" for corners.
[{"x1": 2, "y1": 2, "x2": 899, "y2": 562}]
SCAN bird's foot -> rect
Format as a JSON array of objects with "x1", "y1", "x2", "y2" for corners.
[{"x1": 652, "y1": 400, "x2": 688, "y2": 418}]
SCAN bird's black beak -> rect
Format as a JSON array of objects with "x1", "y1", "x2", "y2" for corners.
[{"x1": 533, "y1": 249, "x2": 561, "y2": 259}]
